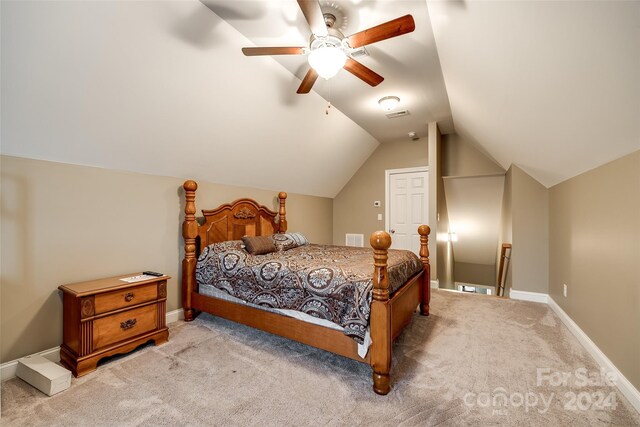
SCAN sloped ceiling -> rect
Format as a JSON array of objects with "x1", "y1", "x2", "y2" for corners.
[
  {"x1": 3, "y1": 0, "x2": 638, "y2": 197},
  {"x1": 1, "y1": 1, "x2": 378, "y2": 198},
  {"x1": 428, "y1": 0, "x2": 640, "y2": 188},
  {"x1": 202, "y1": 0, "x2": 454, "y2": 142}
]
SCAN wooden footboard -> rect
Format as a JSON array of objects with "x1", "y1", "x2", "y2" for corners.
[
  {"x1": 180, "y1": 180, "x2": 431, "y2": 396},
  {"x1": 369, "y1": 226, "x2": 430, "y2": 395}
]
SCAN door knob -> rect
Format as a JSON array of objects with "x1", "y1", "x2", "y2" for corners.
[{"x1": 389, "y1": 229, "x2": 396, "y2": 234}]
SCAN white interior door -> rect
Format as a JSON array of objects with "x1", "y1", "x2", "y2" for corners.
[{"x1": 386, "y1": 168, "x2": 429, "y2": 255}]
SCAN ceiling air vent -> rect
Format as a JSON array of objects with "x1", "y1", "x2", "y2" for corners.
[
  {"x1": 386, "y1": 110, "x2": 410, "y2": 119},
  {"x1": 349, "y1": 46, "x2": 369, "y2": 59}
]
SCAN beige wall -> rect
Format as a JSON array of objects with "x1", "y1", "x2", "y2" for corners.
[
  {"x1": 428, "y1": 123, "x2": 441, "y2": 280},
  {"x1": 454, "y1": 262, "x2": 496, "y2": 287},
  {"x1": 441, "y1": 133, "x2": 506, "y2": 289},
  {"x1": 511, "y1": 165, "x2": 549, "y2": 294},
  {"x1": 549, "y1": 150, "x2": 640, "y2": 390},
  {"x1": 332, "y1": 137, "x2": 428, "y2": 246},
  {"x1": 498, "y1": 167, "x2": 513, "y2": 294},
  {"x1": 436, "y1": 173, "x2": 455, "y2": 289},
  {"x1": 0, "y1": 155, "x2": 333, "y2": 362},
  {"x1": 442, "y1": 133, "x2": 505, "y2": 177}
]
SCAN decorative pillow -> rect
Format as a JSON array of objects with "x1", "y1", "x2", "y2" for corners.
[
  {"x1": 271, "y1": 232, "x2": 309, "y2": 251},
  {"x1": 241, "y1": 235, "x2": 277, "y2": 256}
]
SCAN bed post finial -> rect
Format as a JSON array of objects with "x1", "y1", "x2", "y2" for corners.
[
  {"x1": 182, "y1": 180, "x2": 198, "y2": 321},
  {"x1": 418, "y1": 225, "x2": 431, "y2": 316},
  {"x1": 369, "y1": 230, "x2": 392, "y2": 395},
  {"x1": 278, "y1": 192, "x2": 287, "y2": 233},
  {"x1": 370, "y1": 231, "x2": 392, "y2": 301}
]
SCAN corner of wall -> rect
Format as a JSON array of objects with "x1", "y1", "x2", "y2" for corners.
[
  {"x1": 428, "y1": 122, "x2": 441, "y2": 281},
  {"x1": 547, "y1": 150, "x2": 640, "y2": 392},
  {"x1": 510, "y1": 165, "x2": 549, "y2": 295},
  {"x1": 497, "y1": 166, "x2": 513, "y2": 293},
  {"x1": 332, "y1": 136, "x2": 429, "y2": 246}
]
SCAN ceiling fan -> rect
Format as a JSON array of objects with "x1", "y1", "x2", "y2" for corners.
[{"x1": 241, "y1": 0, "x2": 415, "y2": 94}]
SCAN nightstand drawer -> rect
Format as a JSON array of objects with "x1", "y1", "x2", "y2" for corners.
[
  {"x1": 94, "y1": 283, "x2": 158, "y2": 314},
  {"x1": 60, "y1": 273, "x2": 169, "y2": 377},
  {"x1": 93, "y1": 304, "x2": 158, "y2": 349}
]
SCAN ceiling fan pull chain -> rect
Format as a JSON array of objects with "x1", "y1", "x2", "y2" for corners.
[{"x1": 326, "y1": 80, "x2": 333, "y2": 115}]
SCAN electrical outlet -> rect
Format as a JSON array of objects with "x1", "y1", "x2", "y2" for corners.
[
  {"x1": 377, "y1": 213, "x2": 382, "y2": 221},
  {"x1": 563, "y1": 284, "x2": 567, "y2": 297}
]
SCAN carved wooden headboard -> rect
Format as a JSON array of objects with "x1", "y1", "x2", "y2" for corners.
[{"x1": 182, "y1": 180, "x2": 288, "y2": 258}]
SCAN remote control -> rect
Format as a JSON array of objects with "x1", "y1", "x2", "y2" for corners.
[{"x1": 143, "y1": 271, "x2": 164, "y2": 277}]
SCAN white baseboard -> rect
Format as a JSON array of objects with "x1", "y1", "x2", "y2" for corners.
[
  {"x1": 1, "y1": 309, "x2": 184, "y2": 382},
  {"x1": 165, "y1": 308, "x2": 184, "y2": 324},
  {"x1": 430, "y1": 279, "x2": 439, "y2": 289},
  {"x1": 548, "y1": 297, "x2": 640, "y2": 414},
  {"x1": 1, "y1": 347, "x2": 61, "y2": 382},
  {"x1": 509, "y1": 291, "x2": 640, "y2": 413},
  {"x1": 509, "y1": 289, "x2": 549, "y2": 304}
]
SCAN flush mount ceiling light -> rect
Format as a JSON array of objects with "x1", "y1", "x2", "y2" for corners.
[{"x1": 378, "y1": 96, "x2": 400, "y2": 111}]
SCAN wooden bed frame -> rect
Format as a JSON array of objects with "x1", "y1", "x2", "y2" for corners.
[{"x1": 181, "y1": 180, "x2": 431, "y2": 395}]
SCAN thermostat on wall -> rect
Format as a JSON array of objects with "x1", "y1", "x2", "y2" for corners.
[{"x1": 373, "y1": 201, "x2": 381, "y2": 207}]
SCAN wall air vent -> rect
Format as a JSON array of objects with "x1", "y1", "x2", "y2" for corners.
[
  {"x1": 345, "y1": 233, "x2": 364, "y2": 247},
  {"x1": 386, "y1": 110, "x2": 410, "y2": 119},
  {"x1": 349, "y1": 46, "x2": 369, "y2": 59}
]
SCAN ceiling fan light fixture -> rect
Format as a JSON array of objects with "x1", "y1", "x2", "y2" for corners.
[
  {"x1": 378, "y1": 96, "x2": 400, "y2": 111},
  {"x1": 308, "y1": 46, "x2": 347, "y2": 80}
]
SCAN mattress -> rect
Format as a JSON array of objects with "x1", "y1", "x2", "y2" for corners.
[{"x1": 196, "y1": 240, "x2": 423, "y2": 344}]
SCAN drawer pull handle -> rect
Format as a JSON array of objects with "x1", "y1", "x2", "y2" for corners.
[
  {"x1": 120, "y1": 319, "x2": 137, "y2": 330},
  {"x1": 124, "y1": 293, "x2": 134, "y2": 302}
]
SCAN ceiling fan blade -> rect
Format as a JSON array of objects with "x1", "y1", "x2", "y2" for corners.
[
  {"x1": 297, "y1": 0, "x2": 328, "y2": 37},
  {"x1": 297, "y1": 68, "x2": 319, "y2": 94},
  {"x1": 242, "y1": 47, "x2": 306, "y2": 56},
  {"x1": 343, "y1": 58, "x2": 384, "y2": 87},
  {"x1": 346, "y1": 14, "x2": 415, "y2": 48}
]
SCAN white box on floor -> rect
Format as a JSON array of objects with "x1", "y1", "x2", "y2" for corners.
[{"x1": 15, "y1": 355, "x2": 71, "y2": 396}]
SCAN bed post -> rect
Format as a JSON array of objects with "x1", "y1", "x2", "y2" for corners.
[
  {"x1": 182, "y1": 180, "x2": 198, "y2": 322},
  {"x1": 418, "y1": 225, "x2": 431, "y2": 316},
  {"x1": 278, "y1": 192, "x2": 288, "y2": 233},
  {"x1": 370, "y1": 230, "x2": 392, "y2": 395}
]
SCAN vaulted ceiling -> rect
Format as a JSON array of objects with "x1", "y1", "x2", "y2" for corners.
[
  {"x1": 1, "y1": 1, "x2": 379, "y2": 198},
  {"x1": 428, "y1": 0, "x2": 640, "y2": 187},
  {"x1": 207, "y1": 0, "x2": 640, "y2": 188},
  {"x1": 2, "y1": 0, "x2": 638, "y2": 198},
  {"x1": 203, "y1": 0, "x2": 454, "y2": 142}
]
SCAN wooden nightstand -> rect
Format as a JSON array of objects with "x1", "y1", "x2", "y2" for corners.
[{"x1": 58, "y1": 273, "x2": 170, "y2": 377}]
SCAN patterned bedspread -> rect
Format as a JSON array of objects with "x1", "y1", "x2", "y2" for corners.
[{"x1": 195, "y1": 241, "x2": 424, "y2": 343}]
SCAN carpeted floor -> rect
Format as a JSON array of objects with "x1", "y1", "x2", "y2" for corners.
[{"x1": 2, "y1": 290, "x2": 639, "y2": 426}]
